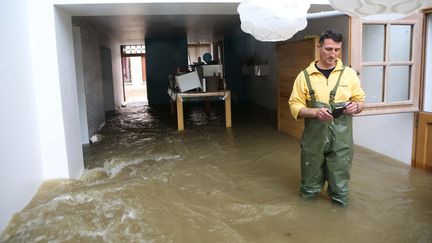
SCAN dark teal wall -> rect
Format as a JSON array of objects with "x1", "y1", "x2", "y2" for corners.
[
  {"x1": 223, "y1": 34, "x2": 248, "y2": 102},
  {"x1": 145, "y1": 35, "x2": 188, "y2": 104}
]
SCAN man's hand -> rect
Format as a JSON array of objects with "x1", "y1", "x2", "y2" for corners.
[
  {"x1": 344, "y1": 101, "x2": 364, "y2": 115},
  {"x1": 316, "y1": 108, "x2": 334, "y2": 121},
  {"x1": 299, "y1": 107, "x2": 333, "y2": 121}
]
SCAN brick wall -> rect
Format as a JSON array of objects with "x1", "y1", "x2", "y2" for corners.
[{"x1": 72, "y1": 18, "x2": 111, "y2": 138}]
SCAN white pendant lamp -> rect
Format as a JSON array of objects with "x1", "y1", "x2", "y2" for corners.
[
  {"x1": 329, "y1": 0, "x2": 432, "y2": 20},
  {"x1": 237, "y1": 0, "x2": 310, "y2": 42}
]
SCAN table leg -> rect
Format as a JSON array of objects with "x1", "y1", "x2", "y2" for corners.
[
  {"x1": 176, "y1": 95, "x2": 184, "y2": 131},
  {"x1": 225, "y1": 91, "x2": 232, "y2": 128}
]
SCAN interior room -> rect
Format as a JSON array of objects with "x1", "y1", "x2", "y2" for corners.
[{"x1": 1, "y1": 0, "x2": 431, "y2": 241}]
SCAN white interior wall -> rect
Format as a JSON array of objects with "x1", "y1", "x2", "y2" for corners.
[
  {"x1": 27, "y1": 2, "x2": 83, "y2": 179},
  {"x1": 27, "y1": 0, "x2": 71, "y2": 179},
  {"x1": 54, "y1": 8, "x2": 84, "y2": 178},
  {"x1": 112, "y1": 40, "x2": 124, "y2": 109},
  {"x1": 353, "y1": 113, "x2": 414, "y2": 164},
  {"x1": 0, "y1": 0, "x2": 45, "y2": 232}
]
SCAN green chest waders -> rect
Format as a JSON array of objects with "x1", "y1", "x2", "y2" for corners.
[{"x1": 300, "y1": 67, "x2": 353, "y2": 206}]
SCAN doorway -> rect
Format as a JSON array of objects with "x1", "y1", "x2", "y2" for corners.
[
  {"x1": 412, "y1": 12, "x2": 432, "y2": 172},
  {"x1": 121, "y1": 44, "x2": 148, "y2": 104}
]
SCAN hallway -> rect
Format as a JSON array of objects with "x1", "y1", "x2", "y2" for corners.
[{"x1": 1, "y1": 103, "x2": 431, "y2": 242}]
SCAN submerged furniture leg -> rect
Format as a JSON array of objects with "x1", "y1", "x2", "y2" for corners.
[
  {"x1": 170, "y1": 101, "x2": 176, "y2": 115},
  {"x1": 225, "y1": 91, "x2": 232, "y2": 128},
  {"x1": 176, "y1": 94, "x2": 184, "y2": 131}
]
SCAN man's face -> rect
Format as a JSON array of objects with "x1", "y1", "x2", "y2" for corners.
[{"x1": 318, "y1": 38, "x2": 342, "y2": 68}]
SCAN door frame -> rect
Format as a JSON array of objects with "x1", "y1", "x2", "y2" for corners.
[{"x1": 411, "y1": 9, "x2": 432, "y2": 171}]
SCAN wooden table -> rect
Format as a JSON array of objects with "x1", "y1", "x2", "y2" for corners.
[{"x1": 176, "y1": 90, "x2": 231, "y2": 131}]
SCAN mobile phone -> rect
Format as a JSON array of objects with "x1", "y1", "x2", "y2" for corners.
[
  {"x1": 329, "y1": 102, "x2": 352, "y2": 118},
  {"x1": 331, "y1": 106, "x2": 345, "y2": 118}
]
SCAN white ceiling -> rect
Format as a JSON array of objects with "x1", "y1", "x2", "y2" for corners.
[{"x1": 57, "y1": 2, "x2": 334, "y2": 43}]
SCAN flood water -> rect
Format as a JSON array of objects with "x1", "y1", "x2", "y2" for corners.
[{"x1": 1, "y1": 101, "x2": 432, "y2": 243}]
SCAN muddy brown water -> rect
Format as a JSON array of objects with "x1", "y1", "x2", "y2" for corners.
[{"x1": 1, "y1": 101, "x2": 431, "y2": 242}]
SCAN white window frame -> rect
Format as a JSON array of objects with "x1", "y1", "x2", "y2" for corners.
[{"x1": 350, "y1": 13, "x2": 423, "y2": 115}]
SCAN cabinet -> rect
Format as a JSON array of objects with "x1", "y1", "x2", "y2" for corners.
[{"x1": 277, "y1": 38, "x2": 320, "y2": 139}]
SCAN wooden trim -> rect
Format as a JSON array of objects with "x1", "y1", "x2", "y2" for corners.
[
  {"x1": 362, "y1": 61, "x2": 414, "y2": 66},
  {"x1": 410, "y1": 13, "x2": 423, "y2": 114},
  {"x1": 365, "y1": 100, "x2": 414, "y2": 106},
  {"x1": 314, "y1": 38, "x2": 320, "y2": 60},
  {"x1": 177, "y1": 90, "x2": 229, "y2": 99},
  {"x1": 359, "y1": 106, "x2": 419, "y2": 116},
  {"x1": 348, "y1": 16, "x2": 352, "y2": 66},
  {"x1": 411, "y1": 112, "x2": 419, "y2": 167},
  {"x1": 413, "y1": 11, "x2": 431, "y2": 166},
  {"x1": 412, "y1": 112, "x2": 432, "y2": 171},
  {"x1": 350, "y1": 17, "x2": 362, "y2": 73},
  {"x1": 121, "y1": 53, "x2": 145, "y2": 57},
  {"x1": 419, "y1": 12, "x2": 430, "y2": 111},
  {"x1": 120, "y1": 47, "x2": 127, "y2": 102},
  {"x1": 141, "y1": 55, "x2": 146, "y2": 82},
  {"x1": 422, "y1": 8, "x2": 432, "y2": 14}
]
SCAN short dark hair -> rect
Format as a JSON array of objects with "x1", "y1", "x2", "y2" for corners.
[{"x1": 319, "y1": 29, "x2": 343, "y2": 45}]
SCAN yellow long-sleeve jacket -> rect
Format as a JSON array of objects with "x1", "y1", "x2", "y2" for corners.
[{"x1": 289, "y1": 59, "x2": 366, "y2": 120}]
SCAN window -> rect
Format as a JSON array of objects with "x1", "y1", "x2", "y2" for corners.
[
  {"x1": 350, "y1": 14, "x2": 423, "y2": 115},
  {"x1": 122, "y1": 45, "x2": 145, "y2": 55}
]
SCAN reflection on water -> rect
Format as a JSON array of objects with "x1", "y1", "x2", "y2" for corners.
[{"x1": 1, "y1": 101, "x2": 432, "y2": 242}]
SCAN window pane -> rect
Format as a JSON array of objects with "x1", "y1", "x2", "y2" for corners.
[
  {"x1": 361, "y1": 66, "x2": 384, "y2": 103},
  {"x1": 362, "y1": 25, "x2": 385, "y2": 62},
  {"x1": 389, "y1": 25, "x2": 412, "y2": 61},
  {"x1": 387, "y1": 66, "x2": 410, "y2": 102}
]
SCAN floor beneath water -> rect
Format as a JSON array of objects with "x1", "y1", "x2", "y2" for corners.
[{"x1": 1, "y1": 101, "x2": 432, "y2": 242}]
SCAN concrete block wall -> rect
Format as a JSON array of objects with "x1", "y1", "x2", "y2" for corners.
[{"x1": 72, "y1": 18, "x2": 111, "y2": 138}]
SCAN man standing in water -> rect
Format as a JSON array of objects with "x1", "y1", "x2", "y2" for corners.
[{"x1": 289, "y1": 29, "x2": 366, "y2": 206}]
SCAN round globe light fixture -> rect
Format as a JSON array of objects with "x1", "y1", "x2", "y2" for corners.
[
  {"x1": 329, "y1": 0, "x2": 432, "y2": 20},
  {"x1": 237, "y1": 0, "x2": 310, "y2": 42}
]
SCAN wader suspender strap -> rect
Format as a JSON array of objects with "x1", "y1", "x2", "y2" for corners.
[
  {"x1": 303, "y1": 70, "x2": 316, "y2": 107},
  {"x1": 329, "y1": 66, "x2": 345, "y2": 109},
  {"x1": 303, "y1": 66, "x2": 345, "y2": 108}
]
